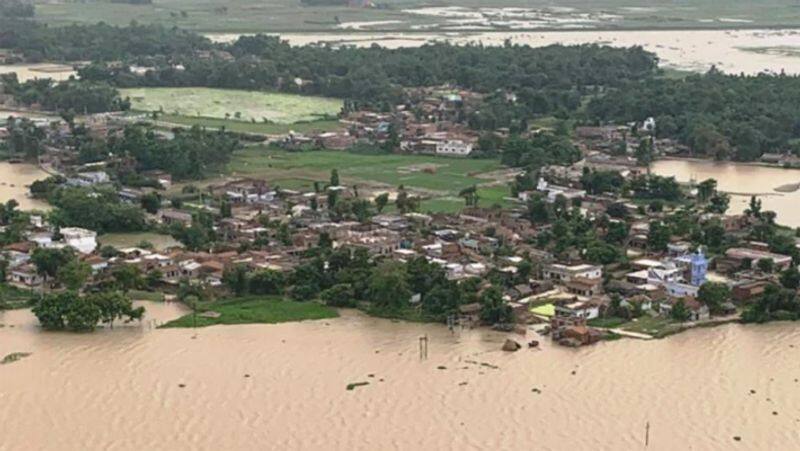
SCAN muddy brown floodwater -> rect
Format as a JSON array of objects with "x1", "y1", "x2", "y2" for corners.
[
  {"x1": 652, "y1": 159, "x2": 800, "y2": 228},
  {"x1": 2, "y1": 302, "x2": 800, "y2": 450},
  {"x1": 0, "y1": 162, "x2": 51, "y2": 211}
]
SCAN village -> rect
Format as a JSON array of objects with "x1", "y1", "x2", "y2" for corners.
[{"x1": 1, "y1": 84, "x2": 799, "y2": 346}]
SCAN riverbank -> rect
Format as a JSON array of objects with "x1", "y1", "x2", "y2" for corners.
[{"x1": 160, "y1": 296, "x2": 338, "y2": 328}]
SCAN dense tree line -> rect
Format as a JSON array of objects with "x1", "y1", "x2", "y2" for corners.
[
  {"x1": 32, "y1": 291, "x2": 144, "y2": 331},
  {"x1": 1, "y1": 74, "x2": 129, "y2": 114},
  {"x1": 77, "y1": 38, "x2": 657, "y2": 112},
  {"x1": 108, "y1": 125, "x2": 241, "y2": 179},
  {"x1": 587, "y1": 68, "x2": 800, "y2": 161},
  {"x1": 47, "y1": 187, "x2": 147, "y2": 234},
  {"x1": 0, "y1": 0, "x2": 34, "y2": 18},
  {"x1": 222, "y1": 242, "x2": 514, "y2": 324},
  {"x1": 0, "y1": 19, "x2": 210, "y2": 62}
]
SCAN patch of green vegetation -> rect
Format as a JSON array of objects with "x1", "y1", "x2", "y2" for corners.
[
  {"x1": 0, "y1": 284, "x2": 36, "y2": 309},
  {"x1": 157, "y1": 114, "x2": 343, "y2": 135},
  {"x1": 121, "y1": 87, "x2": 342, "y2": 124},
  {"x1": 620, "y1": 315, "x2": 682, "y2": 338},
  {"x1": 228, "y1": 147, "x2": 503, "y2": 196},
  {"x1": 587, "y1": 316, "x2": 628, "y2": 328},
  {"x1": 419, "y1": 197, "x2": 464, "y2": 214},
  {"x1": 161, "y1": 296, "x2": 338, "y2": 328},
  {"x1": 128, "y1": 290, "x2": 165, "y2": 302},
  {"x1": 1, "y1": 352, "x2": 31, "y2": 365},
  {"x1": 477, "y1": 185, "x2": 515, "y2": 208},
  {"x1": 659, "y1": 67, "x2": 695, "y2": 80},
  {"x1": 98, "y1": 232, "x2": 182, "y2": 251},
  {"x1": 346, "y1": 381, "x2": 369, "y2": 391},
  {"x1": 364, "y1": 304, "x2": 438, "y2": 323}
]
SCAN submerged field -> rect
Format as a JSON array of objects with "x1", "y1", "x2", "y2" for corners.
[
  {"x1": 121, "y1": 87, "x2": 342, "y2": 124},
  {"x1": 226, "y1": 147, "x2": 513, "y2": 213},
  {"x1": 30, "y1": 0, "x2": 800, "y2": 32},
  {"x1": 98, "y1": 232, "x2": 182, "y2": 251}
]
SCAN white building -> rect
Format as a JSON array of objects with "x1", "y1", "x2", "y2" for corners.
[
  {"x1": 435, "y1": 140, "x2": 473, "y2": 157},
  {"x1": 60, "y1": 227, "x2": 98, "y2": 254},
  {"x1": 535, "y1": 178, "x2": 586, "y2": 203},
  {"x1": 543, "y1": 263, "x2": 603, "y2": 283},
  {"x1": 66, "y1": 171, "x2": 110, "y2": 187}
]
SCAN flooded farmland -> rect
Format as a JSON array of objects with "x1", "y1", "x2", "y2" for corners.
[
  {"x1": 652, "y1": 159, "x2": 800, "y2": 228},
  {"x1": 0, "y1": 63, "x2": 76, "y2": 82},
  {"x1": 0, "y1": 162, "x2": 50, "y2": 211},
  {"x1": 206, "y1": 28, "x2": 800, "y2": 75},
  {"x1": 2, "y1": 304, "x2": 800, "y2": 450}
]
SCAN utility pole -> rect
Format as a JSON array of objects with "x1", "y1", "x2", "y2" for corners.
[
  {"x1": 644, "y1": 421, "x2": 650, "y2": 447},
  {"x1": 419, "y1": 335, "x2": 428, "y2": 360}
]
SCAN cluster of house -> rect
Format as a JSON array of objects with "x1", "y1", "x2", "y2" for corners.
[
  {"x1": 281, "y1": 86, "x2": 484, "y2": 156},
  {"x1": 4, "y1": 163, "x2": 799, "y2": 347}
]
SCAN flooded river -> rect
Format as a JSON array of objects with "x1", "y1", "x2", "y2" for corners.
[
  {"x1": 2, "y1": 303, "x2": 800, "y2": 450},
  {"x1": 652, "y1": 159, "x2": 800, "y2": 228},
  {"x1": 207, "y1": 28, "x2": 800, "y2": 75},
  {"x1": 0, "y1": 63, "x2": 76, "y2": 82},
  {"x1": 0, "y1": 162, "x2": 50, "y2": 211}
]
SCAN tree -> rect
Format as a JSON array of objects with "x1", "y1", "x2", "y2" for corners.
[
  {"x1": 780, "y1": 266, "x2": 800, "y2": 290},
  {"x1": 635, "y1": 137, "x2": 654, "y2": 166},
  {"x1": 459, "y1": 185, "x2": 479, "y2": 207},
  {"x1": 249, "y1": 270, "x2": 285, "y2": 295},
  {"x1": 757, "y1": 258, "x2": 775, "y2": 274},
  {"x1": 145, "y1": 269, "x2": 163, "y2": 288},
  {"x1": 31, "y1": 247, "x2": 75, "y2": 282},
  {"x1": 330, "y1": 169, "x2": 340, "y2": 187},
  {"x1": 112, "y1": 264, "x2": 143, "y2": 292},
  {"x1": 746, "y1": 196, "x2": 762, "y2": 219},
  {"x1": 606, "y1": 202, "x2": 628, "y2": 219},
  {"x1": 140, "y1": 192, "x2": 161, "y2": 214},
  {"x1": 367, "y1": 261, "x2": 410, "y2": 310},
  {"x1": 62, "y1": 293, "x2": 102, "y2": 331},
  {"x1": 394, "y1": 185, "x2": 418, "y2": 214},
  {"x1": 220, "y1": 200, "x2": 232, "y2": 218},
  {"x1": 696, "y1": 178, "x2": 717, "y2": 202},
  {"x1": 57, "y1": 260, "x2": 92, "y2": 291},
  {"x1": 670, "y1": 299, "x2": 691, "y2": 322},
  {"x1": 320, "y1": 283, "x2": 355, "y2": 307},
  {"x1": 223, "y1": 264, "x2": 250, "y2": 296},
  {"x1": 32, "y1": 290, "x2": 143, "y2": 332},
  {"x1": 697, "y1": 282, "x2": 731, "y2": 314},
  {"x1": 479, "y1": 286, "x2": 513, "y2": 324},
  {"x1": 606, "y1": 221, "x2": 628, "y2": 244},
  {"x1": 89, "y1": 291, "x2": 144, "y2": 329},
  {"x1": 647, "y1": 221, "x2": 671, "y2": 252},
  {"x1": 526, "y1": 194, "x2": 551, "y2": 224}
]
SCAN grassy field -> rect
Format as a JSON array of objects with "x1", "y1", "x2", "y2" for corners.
[
  {"x1": 619, "y1": 316, "x2": 683, "y2": 338},
  {"x1": 161, "y1": 296, "x2": 338, "y2": 328},
  {"x1": 226, "y1": 147, "x2": 509, "y2": 213},
  {"x1": 30, "y1": 0, "x2": 800, "y2": 33},
  {"x1": 157, "y1": 114, "x2": 342, "y2": 135},
  {"x1": 98, "y1": 232, "x2": 182, "y2": 251},
  {"x1": 230, "y1": 146, "x2": 502, "y2": 190},
  {"x1": 129, "y1": 290, "x2": 166, "y2": 302},
  {"x1": 121, "y1": 87, "x2": 342, "y2": 124},
  {"x1": 0, "y1": 284, "x2": 36, "y2": 309}
]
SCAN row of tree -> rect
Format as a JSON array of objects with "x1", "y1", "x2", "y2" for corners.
[
  {"x1": 587, "y1": 68, "x2": 800, "y2": 161},
  {"x1": 1, "y1": 74, "x2": 130, "y2": 114},
  {"x1": 222, "y1": 243, "x2": 514, "y2": 325},
  {"x1": 32, "y1": 290, "x2": 144, "y2": 331}
]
